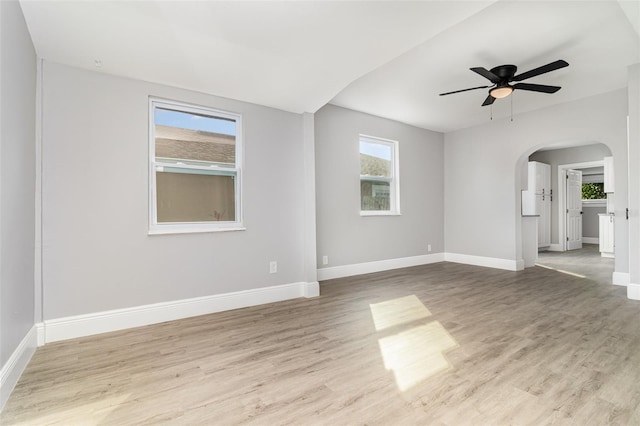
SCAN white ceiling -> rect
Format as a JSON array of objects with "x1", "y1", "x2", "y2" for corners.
[
  {"x1": 331, "y1": 0, "x2": 640, "y2": 132},
  {"x1": 19, "y1": 1, "x2": 640, "y2": 133}
]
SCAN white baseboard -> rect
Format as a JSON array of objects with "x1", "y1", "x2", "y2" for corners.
[
  {"x1": 317, "y1": 252, "x2": 528, "y2": 281},
  {"x1": 516, "y1": 259, "x2": 525, "y2": 271},
  {"x1": 302, "y1": 281, "x2": 320, "y2": 298},
  {"x1": 43, "y1": 281, "x2": 317, "y2": 344},
  {"x1": 627, "y1": 283, "x2": 640, "y2": 300},
  {"x1": 1, "y1": 325, "x2": 38, "y2": 411},
  {"x1": 582, "y1": 237, "x2": 599, "y2": 244},
  {"x1": 547, "y1": 244, "x2": 564, "y2": 252},
  {"x1": 613, "y1": 272, "x2": 630, "y2": 287},
  {"x1": 36, "y1": 323, "x2": 45, "y2": 346},
  {"x1": 317, "y1": 253, "x2": 445, "y2": 281},
  {"x1": 444, "y1": 253, "x2": 523, "y2": 271}
]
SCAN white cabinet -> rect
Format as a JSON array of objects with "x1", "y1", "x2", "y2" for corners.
[
  {"x1": 604, "y1": 156, "x2": 615, "y2": 193},
  {"x1": 521, "y1": 190, "x2": 540, "y2": 216},
  {"x1": 522, "y1": 161, "x2": 551, "y2": 248},
  {"x1": 599, "y1": 213, "x2": 614, "y2": 257}
]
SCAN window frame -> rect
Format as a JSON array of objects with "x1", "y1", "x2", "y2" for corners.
[
  {"x1": 148, "y1": 98, "x2": 244, "y2": 235},
  {"x1": 359, "y1": 134, "x2": 401, "y2": 216}
]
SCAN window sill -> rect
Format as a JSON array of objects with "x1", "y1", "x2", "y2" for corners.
[
  {"x1": 360, "y1": 211, "x2": 402, "y2": 217},
  {"x1": 148, "y1": 226, "x2": 246, "y2": 235},
  {"x1": 582, "y1": 199, "x2": 606, "y2": 207}
]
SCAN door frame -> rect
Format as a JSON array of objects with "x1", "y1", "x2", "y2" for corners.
[
  {"x1": 566, "y1": 169, "x2": 583, "y2": 250},
  {"x1": 557, "y1": 160, "x2": 604, "y2": 251}
]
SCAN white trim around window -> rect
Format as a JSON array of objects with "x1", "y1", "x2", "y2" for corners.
[
  {"x1": 359, "y1": 134, "x2": 400, "y2": 216},
  {"x1": 148, "y1": 98, "x2": 244, "y2": 235}
]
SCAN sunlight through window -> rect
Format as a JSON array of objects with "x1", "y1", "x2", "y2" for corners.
[
  {"x1": 369, "y1": 295, "x2": 431, "y2": 331},
  {"x1": 378, "y1": 321, "x2": 458, "y2": 391},
  {"x1": 370, "y1": 295, "x2": 459, "y2": 392},
  {"x1": 26, "y1": 393, "x2": 131, "y2": 425},
  {"x1": 535, "y1": 263, "x2": 587, "y2": 279}
]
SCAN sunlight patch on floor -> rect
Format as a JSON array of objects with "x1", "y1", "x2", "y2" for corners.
[
  {"x1": 13, "y1": 393, "x2": 131, "y2": 426},
  {"x1": 370, "y1": 295, "x2": 458, "y2": 392},
  {"x1": 378, "y1": 321, "x2": 458, "y2": 391},
  {"x1": 369, "y1": 295, "x2": 431, "y2": 331},
  {"x1": 535, "y1": 263, "x2": 587, "y2": 279}
]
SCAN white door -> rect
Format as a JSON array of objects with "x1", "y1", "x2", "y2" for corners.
[{"x1": 566, "y1": 169, "x2": 583, "y2": 250}]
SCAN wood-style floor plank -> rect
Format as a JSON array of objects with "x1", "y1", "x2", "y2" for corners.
[{"x1": 2, "y1": 253, "x2": 638, "y2": 425}]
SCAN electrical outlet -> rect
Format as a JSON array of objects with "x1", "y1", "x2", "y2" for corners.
[
  {"x1": 269, "y1": 261, "x2": 277, "y2": 274},
  {"x1": 322, "y1": 255, "x2": 329, "y2": 265},
  {"x1": 428, "y1": 244, "x2": 432, "y2": 252}
]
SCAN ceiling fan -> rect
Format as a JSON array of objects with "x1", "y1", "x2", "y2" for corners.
[{"x1": 439, "y1": 60, "x2": 569, "y2": 106}]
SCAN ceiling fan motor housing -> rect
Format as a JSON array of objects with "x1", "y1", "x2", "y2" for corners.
[{"x1": 490, "y1": 65, "x2": 517, "y2": 82}]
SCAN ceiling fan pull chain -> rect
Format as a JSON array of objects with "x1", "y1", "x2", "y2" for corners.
[
  {"x1": 490, "y1": 104, "x2": 493, "y2": 121},
  {"x1": 511, "y1": 95, "x2": 513, "y2": 122}
]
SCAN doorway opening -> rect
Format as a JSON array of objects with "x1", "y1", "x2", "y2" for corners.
[
  {"x1": 523, "y1": 143, "x2": 614, "y2": 285},
  {"x1": 555, "y1": 160, "x2": 609, "y2": 252}
]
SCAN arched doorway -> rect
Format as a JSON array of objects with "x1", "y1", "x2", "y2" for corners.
[{"x1": 516, "y1": 141, "x2": 620, "y2": 286}]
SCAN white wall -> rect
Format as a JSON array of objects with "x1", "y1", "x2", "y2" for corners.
[
  {"x1": 315, "y1": 104, "x2": 444, "y2": 270},
  {"x1": 445, "y1": 89, "x2": 629, "y2": 276},
  {"x1": 529, "y1": 143, "x2": 611, "y2": 244},
  {"x1": 627, "y1": 63, "x2": 640, "y2": 298},
  {"x1": 0, "y1": 0, "x2": 36, "y2": 366},
  {"x1": 41, "y1": 61, "x2": 311, "y2": 320},
  {"x1": 583, "y1": 205, "x2": 606, "y2": 239}
]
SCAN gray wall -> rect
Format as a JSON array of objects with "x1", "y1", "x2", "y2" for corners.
[
  {"x1": 315, "y1": 104, "x2": 444, "y2": 268},
  {"x1": 583, "y1": 206, "x2": 606, "y2": 239},
  {"x1": 41, "y1": 61, "x2": 309, "y2": 319},
  {"x1": 529, "y1": 143, "x2": 612, "y2": 244},
  {"x1": 445, "y1": 89, "x2": 628, "y2": 276},
  {"x1": 0, "y1": 0, "x2": 36, "y2": 365}
]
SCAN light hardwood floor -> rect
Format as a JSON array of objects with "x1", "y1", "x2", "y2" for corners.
[
  {"x1": 3, "y1": 261, "x2": 639, "y2": 425},
  {"x1": 537, "y1": 244, "x2": 614, "y2": 285}
]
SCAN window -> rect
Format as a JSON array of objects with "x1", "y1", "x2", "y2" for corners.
[
  {"x1": 149, "y1": 99, "x2": 243, "y2": 234},
  {"x1": 582, "y1": 182, "x2": 606, "y2": 200},
  {"x1": 359, "y1": 135, "x2": 400, "y2": 215}
]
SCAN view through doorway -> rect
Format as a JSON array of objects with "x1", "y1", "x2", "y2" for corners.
[
  {"x1": 536, "y1": 244, "x2": 614, "y2": 285},
  {"x1": 526, "y1": 143, "x2": 614, "y2": 286}
]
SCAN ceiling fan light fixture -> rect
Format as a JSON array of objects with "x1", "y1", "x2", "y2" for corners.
[{"x1": 490, "y1": 85, "x2": 513, "y2": 99}]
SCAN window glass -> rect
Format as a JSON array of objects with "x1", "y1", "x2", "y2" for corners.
[
  {"x1": 155, "y1": 108, "x2": 236, "y2": 166},
  {"x1": 360, "y1": 141, "x2": 391, "y2": 177},
  {"x1": 359, "y1": 136, "x2": 399, "y2": 215},
  {"x1": 156, "y1": 170, "x2": 236, "y2": 223},
  {"x1": 581, "y1": 182, "x2": 605, "y2": 200},
  {"x1": 361, "y1": 179, "x2": 391, "y2": 211}
]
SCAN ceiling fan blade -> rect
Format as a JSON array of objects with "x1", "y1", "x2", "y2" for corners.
[
  {"x1": 482, "y1": 95, "x2": 495, "y2": 106},
  {"x1": 513, "y1": 83, "x2": 561, "y2": 93},
  {"x1": 470, "y1": 67, "x2": 501, "y2": 83},
  {"x1": 512, "y1": 60, "x2": 569, "y2": 82},
  {"x1": 439, "y1": 85, "x2": 491, "y2": 96}
]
